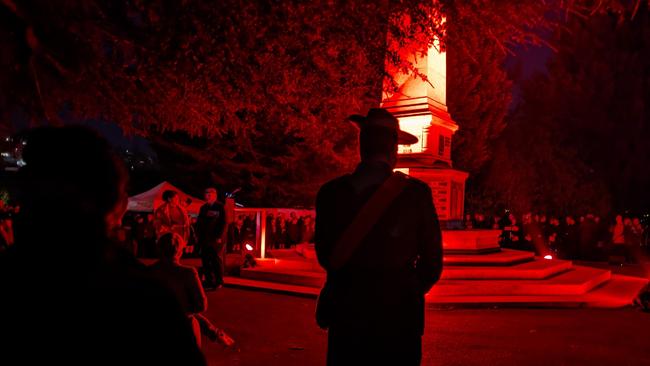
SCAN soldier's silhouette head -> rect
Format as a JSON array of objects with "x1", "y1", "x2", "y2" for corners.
[{"x1": 348, "y1": 108, "x2": 417, "y2": 168}]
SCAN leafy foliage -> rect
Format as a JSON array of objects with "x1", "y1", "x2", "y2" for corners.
[
  {"x1": 483, "y1": 3, "x2": 650, "y2": 215},
  {"x1": 1, "y1": 0, "x2": 643, "y2": 205}
]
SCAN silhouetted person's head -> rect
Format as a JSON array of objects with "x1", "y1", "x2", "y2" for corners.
[
  {"x1": 157, "y1": 232, "x2": 186, "y2": 263},
  {"x1": 347, "y1": 108, "x2": 418, "y2": 169},
  {"x1": 204, "y1": 187, "x2": 217, "y2": 204},
  {"x1": 162, "y1": 190, "x2": 179, "y2": 205},
  {"x1": 14, "y1": 126, "x2": 128, "y2": 249},
  {"x1": 359, "y1": 126, "x2": 398, "y2": 167}
]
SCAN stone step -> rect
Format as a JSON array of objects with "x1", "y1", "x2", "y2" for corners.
[
  {"x1": 444, "y1": 249, "x2": 534, "y2": 266},
  {"x1": 241, "y1": 262, "x2": 607, "y2": 296},
  {"x1": 441, "y1": 259, "x2": 572, "y2": 280},
  {"x1": 224, "y1": 276, "x2": 320, "y2": 297},
  {"x1": 253, "y1": 258, "x2": 324, "y2": 272},
  {"x1": 261, "y1": 248, "x2": 537, "y2": 272},
  {"x1": 581, "y1": 274, "x2": 649, "y2": 307},
  {"x1": 230, "y1": 272, "x2": 646, "y2": 308},
  {"x1": 429, "y1": 266, "x2": 611, "y2": 296},
  {"x1": 241, "y1": 266, "x2": 326, "y2": 288},
  {"x1": 442, "y1": 229, "x2": 501, "y2": 253},
  {"x1": 425, "y1": 274, "x2": 647, "y2": 308},
  {"x1": 267, "y1": 248, "x2": 308, "y2": 260}
]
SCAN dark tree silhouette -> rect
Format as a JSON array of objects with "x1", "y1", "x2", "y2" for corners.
[{"x1": 483, "y1": 3, "x2": 650, "y2": 215}]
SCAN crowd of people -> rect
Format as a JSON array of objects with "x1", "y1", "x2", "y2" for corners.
[
  {"x1": 263, "y1": 212, "x2": 315, "y2": 250},
  {"x1": 119, "y1": 209, "x2": 316, "y2": 260},
  {"x1": 465, "y1": 211, "x2": 649, "y2": 262}
]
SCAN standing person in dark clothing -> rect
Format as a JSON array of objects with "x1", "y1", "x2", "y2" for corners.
[
  {"x1": 275, "y1": 213, "x2": 288, "y2": 249},
  {"x1": 196, "y1": 187, "x2": 226, "y2": 290},
  {"x1": 521, "y1": 213, "x2": 535, "y2": 252},
  {"x1": 134, "y1": 214, "x2": 146, "y2": 257},
  {"x1": 546, "y1": 216, "x2": 561, "y2": 256},
  {"x1": 498, "y1": 212, "x2": 510, "y2": 246},
  {"x1": 315, "y1": 108, "x2": 443, "y2": 366},
  {"x1": 150, "y1": 233, "x2": 235, "y2": 348},
  {"x1": 241, "y1": 214, "x2": 257, "y2": 248},
  {"x1": 301, "y1": 215, "x2": 315, "y2": 243},
  {"x1": 286, "y1": 211, "x2": 302, "y2": 248},
  {"x1": 500, "y1": 213, "x2": 522, "y2": 249},
  {"x1": 579, "y1": 214, "x2": 598, "y2": 260},
  {"x1": 143, "y1": 213, "x2": 157, "y2": 257},
  {"x1": 0, "y1": 126, "x2": 205, "y2": 365},
  {"x1": 538, "y1": 214, "x2": 548, "y2": 243},
  {"x1": 593, "y1": 215, "x2": 608, "y2": 259},
  {"x1": 0, "y1": 201, "x2": 14, "y2": 253},
  {"x1": 227, "y1": 218, "x2": 244, "y2": 253},
  {"x1": 563, "y1": 216, "x2": 580, "y2": 259}
]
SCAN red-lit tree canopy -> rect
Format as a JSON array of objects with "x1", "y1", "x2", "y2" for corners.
[{"x1": 0, "y1": 0, "x2": 643, "y2": 205}]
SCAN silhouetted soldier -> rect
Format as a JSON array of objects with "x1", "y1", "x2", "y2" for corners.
[
  {"x1": 0, "y1": 126, "x2": 205, "y2": 365},
  {"x1": 315, "y1": 108, "x2": 443, "y2": 366},
  {"x1": 196, "y1": 187, "x2": 226, "y2": 289}
]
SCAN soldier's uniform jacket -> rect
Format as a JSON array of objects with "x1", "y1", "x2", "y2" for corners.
[{"x1": 315, "y1": 161, "x2": 443, "y2": 336}]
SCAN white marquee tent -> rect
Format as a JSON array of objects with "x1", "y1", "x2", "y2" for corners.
[{"x1": 127, "y1": 181, "x2": 205, "y2": 216}]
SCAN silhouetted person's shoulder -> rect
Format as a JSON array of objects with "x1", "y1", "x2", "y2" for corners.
[
  {"x1": 401, "y1": 173, "x2": 433, "y2": 194},
  {"x1": 318, "y1": 172, "x2": 431, "y2": 199},
  {"x1": 0, "y1": 243, "x2": 206, "y2": 365},
  {"x1": 317, "y1": 174, "x2": 352, "y2": 196}
]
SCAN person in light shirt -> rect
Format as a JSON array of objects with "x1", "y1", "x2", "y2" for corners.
[{"x1": 154, "y1": 190, "x2": 190, "y2": 242}]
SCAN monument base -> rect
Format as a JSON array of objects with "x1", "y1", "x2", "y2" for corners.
[
  {"x1": 442, "y1": 230, "x2": 501, "y2": 254},
  {"x1": 395, "y1": 166, "x2": 468, "y2": 222},
  {"x1": 239, "y1": 237, "x2": 648, "y2": 307}
]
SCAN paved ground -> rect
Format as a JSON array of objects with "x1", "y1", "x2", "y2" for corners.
[{"x1": 200, "y1": 288, "x2": 650, "y2": 366}]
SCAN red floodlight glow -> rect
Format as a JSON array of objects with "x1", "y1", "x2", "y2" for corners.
[
  {"x1": 544, "y1": 255, "x2": 553, "y2": 260},
  {"x1": 245, "y1": 244, "x2": 254, "y2": 251}
]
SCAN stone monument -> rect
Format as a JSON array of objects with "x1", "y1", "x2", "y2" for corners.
[{"x1": 381, "y1": 37, "x2": 468, "y2": 223}]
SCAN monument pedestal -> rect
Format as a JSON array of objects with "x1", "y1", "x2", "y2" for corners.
[
  {"x1": 240, "y1": 232, "x2": 646, "y2": 307},
  {"x1": 442, "y1": 229, "x2": 501, "y2": 254},
  {"x1": 396, "y1": 166, "x2": 468, "y2": 222}
]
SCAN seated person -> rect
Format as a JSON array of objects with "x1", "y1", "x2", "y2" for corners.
[{"x1": 150, "y1": 233, "x2": 234, "y2": 347}]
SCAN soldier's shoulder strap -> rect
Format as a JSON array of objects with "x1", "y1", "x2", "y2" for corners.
[{"x1": 329, "y1": 172, "x2": 409, "y2": 271}]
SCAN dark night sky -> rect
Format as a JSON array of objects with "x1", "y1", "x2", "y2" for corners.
[
  {"x1": 508, "y1": 44, "x2": 553, "y2": 78},
  {"x1": 505, "y1": 44, "x2": 553, "y2": 107}
]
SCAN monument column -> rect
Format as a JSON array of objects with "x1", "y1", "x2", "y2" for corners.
[{"x1": 382, "y1": 37, "x2": 468, "y2": 223}]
